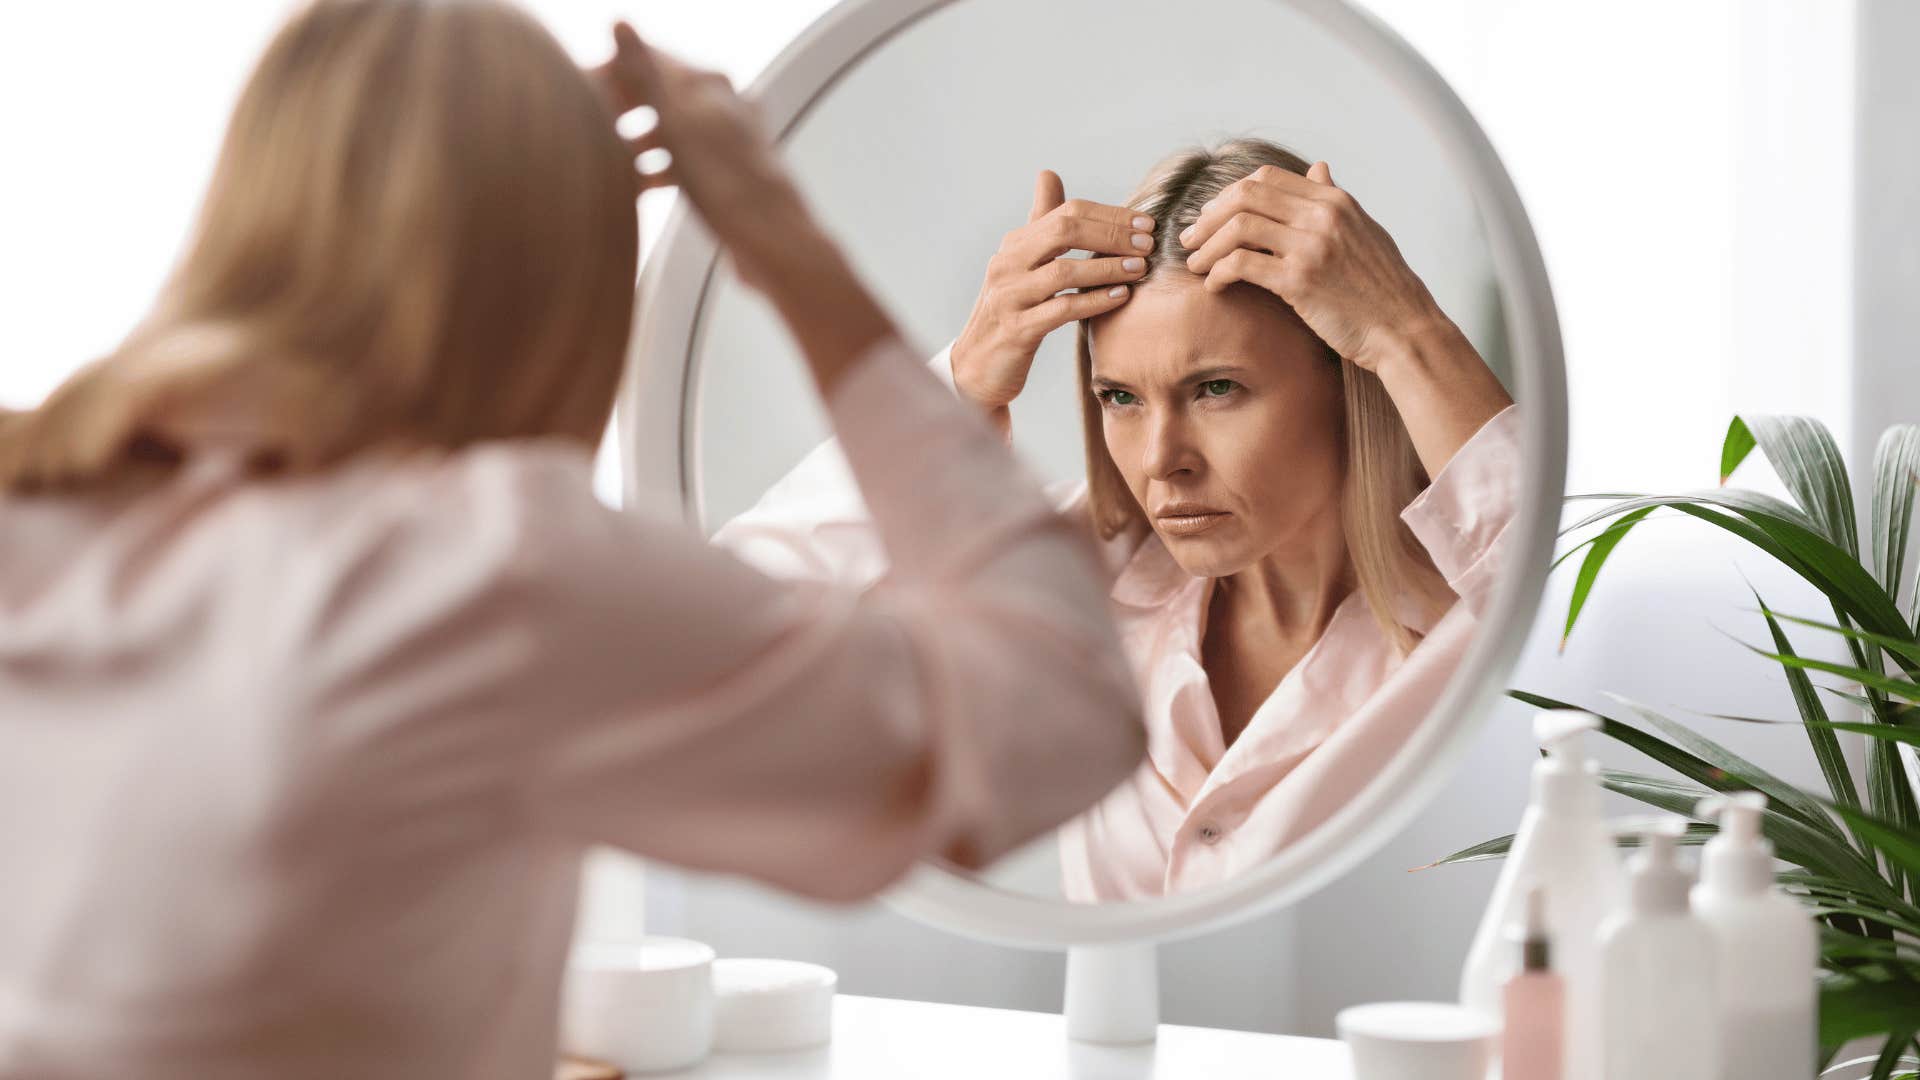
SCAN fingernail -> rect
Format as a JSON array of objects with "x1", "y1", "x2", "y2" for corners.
[
  {"x1": 1123, "y1": 257, "x2": 1145, "y2": 272},
  {"x1": 1132, "y1": 215, "x2": 1153, "y2": 231},
  {"x1": 1131, "y1": 233, "x2": 1152, "y2": 251},
  {"x1": 1108, "y1": 286, "x2": 1129, "y2": 298},
  {"x1": 1178, "y1": 225, "x2": 1194, "y2": 246}
]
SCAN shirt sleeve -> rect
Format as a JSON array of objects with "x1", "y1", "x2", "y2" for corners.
[
  {"x1": 499, "y1": 336, "x2": 1146, "y2": 901},
  {"x1": 1397, "y1": 403, "x2": 1521, "y2": 618}
]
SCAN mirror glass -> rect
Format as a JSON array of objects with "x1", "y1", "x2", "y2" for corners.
[{"x1": 689, "y1": 0, "x2": 1530, "y2": 905}]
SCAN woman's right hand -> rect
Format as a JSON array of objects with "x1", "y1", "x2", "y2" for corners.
[
  {"x1": 593, "y1": 24, "x2": 817, "y2": 293},
  {"x1": 592, "y1": 23, "x2": 892, "y2": 389},
  {"x1": 950, "y1": 171, "x2": 1155, "y2": 414}
]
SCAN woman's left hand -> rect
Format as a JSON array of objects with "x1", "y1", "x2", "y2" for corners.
[{"x1": 1177, "y1": 162, "x2": 1446, "y2": 374}]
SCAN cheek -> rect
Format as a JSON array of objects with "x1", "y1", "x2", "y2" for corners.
[
  {"x1": 1215, "y1": 398, "x2": 1344, "y2": 505},
  {"x1": 1101, "y1": 416, "x2": 1149, "y2": 501}
]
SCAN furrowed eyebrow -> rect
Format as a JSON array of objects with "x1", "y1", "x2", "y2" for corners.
[
  {"x1": 1182, "y1": 365, "x2": 1253, "y2": 385},
  {"x1": 1092, "y1": 363, "x2": 1251, "y2": 391}
]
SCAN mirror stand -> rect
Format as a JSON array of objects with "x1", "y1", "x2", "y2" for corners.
[{"x1": 1062, "y1": 943, "x2": 1159, "y2": 1044}]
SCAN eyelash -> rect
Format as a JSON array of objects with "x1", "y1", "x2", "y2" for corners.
[{"x1": 1094, "y1": 380, "x2": 1242, "y2": 409}]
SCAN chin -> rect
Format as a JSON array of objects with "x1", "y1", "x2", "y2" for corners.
[{"x1": 1155, "y1": 530, "x2": 1260, "y2": 579}]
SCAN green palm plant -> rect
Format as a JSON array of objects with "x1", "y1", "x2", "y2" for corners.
[{"x1": 1429, "y1": 415, "x2": 1920, "y2": 1079}]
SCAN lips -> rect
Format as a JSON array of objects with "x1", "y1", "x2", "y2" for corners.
[{"x1": 1153, "y1": 504, "x2": 1230, "y2": 537}]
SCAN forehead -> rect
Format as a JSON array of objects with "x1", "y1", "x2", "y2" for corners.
[{"x1": 1087, "y1": 279, "x2": 1324, "y2": 384}]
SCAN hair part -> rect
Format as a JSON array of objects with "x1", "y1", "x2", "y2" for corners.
[
  {"x1": 0, "y1": 0, "x2": 639, "y2": 493},
  {"x1": 1075, "y1": 137, "x2": 1451, "y2": 653}
]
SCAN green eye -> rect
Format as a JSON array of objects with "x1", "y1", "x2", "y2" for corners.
[
  {"x1": 1201, "y1": 379, "x2": 1236, "y2": 397},
  {"x1": 1101, "y1": 389, "x2": 1137, "y2": 406}
]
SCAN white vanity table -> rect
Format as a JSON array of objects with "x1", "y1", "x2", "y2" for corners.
[{"x1": 668, "y1": 995, "x2": 1352, "y2": 1079}]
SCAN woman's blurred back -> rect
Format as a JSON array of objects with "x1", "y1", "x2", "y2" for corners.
[
  {"x1": 0, "y1": 5, "x2": 1150, "y2": 1078},
  {"x1": 0, "y1": 8, "x2": 650, "y2": 1077}
]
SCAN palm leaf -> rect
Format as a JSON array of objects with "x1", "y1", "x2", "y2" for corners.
[
  {"x1": 1755, "y1": 608, "x2": 1920, "y2": 674},
  {"x1": 1560, "y1": 506, "x2": 1655, "y2": 652},
  {"x1": 1871, "y1": 426, "x2": 1920, "y2": 601},
  {"x1": 1563, "y1": 491, "x2": 1907, "y2": 642},
  {"x1": 1414, "y1": 819, "x2": 1714, "y2": 871},
  {"x1": 1872, "y1": 1035, "x2": 1920, "y2": 1080},
  {"x1": 1821, "y1": 975, "x2": 1920, "y2": 1058},
  {"x1": 1740, "y1": 415, "x2": 1859, "y2": 558},
  {"x1": 1780, "y1": 869, "x2": 1920, "y2": 937},
  {"x1": 1721, "y1": 415, "x2": 1757, "y2": 485},
  {"x1": 1770, "y1": 720, "x2": 1920, "y2": 751},
  {"x1": 1742, "y1": 647, "x2": 1920, "y2": 703},
  {"x1": 1746, "y1": 594, "x2": 1869, "y2": 852},
  {"x1": 1603, "y1": 692, "x2": 1845, "y2": 840},
  {"x1": 1832, "y1": 803, "x2": 1920, "y2": 888}
]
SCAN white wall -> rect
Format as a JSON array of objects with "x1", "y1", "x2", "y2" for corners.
[{"x1": 1854, "y1": 0, "x2": 1920, "y2": 501}]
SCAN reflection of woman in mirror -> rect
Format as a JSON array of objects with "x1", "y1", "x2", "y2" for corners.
[{"x1": 718, "y1": 139, "x2": 1516, "y2": 902}]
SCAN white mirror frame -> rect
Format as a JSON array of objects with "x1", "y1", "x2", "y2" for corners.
[{"x1": 620, "y1": 0, "x2": 1566, "y2": 952}]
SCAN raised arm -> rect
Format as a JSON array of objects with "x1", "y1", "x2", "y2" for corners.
[
  {"x1": 480, "y1": 335, "x2": 1145, "y2": 900},
  {"x1": 516, "y1": 29, "x2": 1144, "y2": 896}
]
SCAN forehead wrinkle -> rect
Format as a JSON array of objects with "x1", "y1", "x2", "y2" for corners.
[
  {"x1": 1090, "y1": 289, "x2": 1279, "y2": 388},
  {"x1": 1090, "y1": 278, "x2": 1325, "y2": 389}
]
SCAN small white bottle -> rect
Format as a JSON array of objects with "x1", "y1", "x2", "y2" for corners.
[
  {"x1": 1598, "y1": 822, "x2": 1718, "y2": 1080},
  {"x1": 1461, "y1": 710, "x2": 1623, "y2": 1080},
  {"x1": 1691, "y1": 793, "x2": 1818, "y2": 1080}
]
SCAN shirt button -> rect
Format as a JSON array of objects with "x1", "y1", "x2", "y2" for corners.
[{"x1": 1196, "y1": 823, "x2": 1224, "y2": 845}]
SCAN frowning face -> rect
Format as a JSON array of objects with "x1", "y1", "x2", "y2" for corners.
[{"x1": 1088, "y1": 279, "x2": 1346, "y2": 578}]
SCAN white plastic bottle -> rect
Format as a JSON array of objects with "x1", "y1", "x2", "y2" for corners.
[
  {"x1": 1460, "y1": 710, "x2": 1622, "y2": 1080},
  {"x1": 1691, "y1": 793, "x2": 1818, "y2": 1080},
  {"x1": 1598, "y1": 823, "x2": 1718, "y2": 1080}
]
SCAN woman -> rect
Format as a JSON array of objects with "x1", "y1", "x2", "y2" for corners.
[
  {"x1": 0, "y1": 3, "x2": 1146, "y2": 1075},
  {"x1": 716, "y1": 140, "x2": 1518, "y2": 902}
]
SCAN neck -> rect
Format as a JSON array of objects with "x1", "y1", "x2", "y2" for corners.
[{"x1": 1210, "y1": 518, "x2": 1352, "y2": 641}]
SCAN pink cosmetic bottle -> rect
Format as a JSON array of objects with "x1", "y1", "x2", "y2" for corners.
[{"x1": 1501, "y1": 885, "x2": 1564, "y2": 1080}]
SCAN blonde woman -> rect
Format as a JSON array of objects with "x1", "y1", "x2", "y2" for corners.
[
  {"x1": 0, "y1": 2, "x2": 1148, "y2": 1075},
  {"x1": 717, "y1": 140, "x2": 1518, "y2": 902}
]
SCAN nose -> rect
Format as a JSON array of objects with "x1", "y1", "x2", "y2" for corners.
[{"x1": 1141, "y1": 407, "x2": 1202, "y2": 483}]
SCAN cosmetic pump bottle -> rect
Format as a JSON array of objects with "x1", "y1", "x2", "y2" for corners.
[
  {"x1": 1597, "y1": 822, "x2": 1717, "y2": 1080},
  {"x1": 1500, "y1": 884, "x2": 1564, "y2": 1080},
  {"x1": 1691, "y1": 793, "x2": 1817, "y2": 1080},
  {"x1": 1460, "y1": 710, "x2": 1620, "y2": 1080}
]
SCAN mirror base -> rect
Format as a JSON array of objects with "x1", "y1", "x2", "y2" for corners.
[{"x1": 1063, "y1": 944, "x2": 1159, "y2": 1044}]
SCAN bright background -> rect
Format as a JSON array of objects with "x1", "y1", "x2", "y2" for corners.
[{"x1": 6, "y1": 0, "x2": 1915, "y2": 1038}]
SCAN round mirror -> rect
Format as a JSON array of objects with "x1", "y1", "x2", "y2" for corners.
[{"x1": 622, "y1": 0, "x2": 1564, "y2": 950}]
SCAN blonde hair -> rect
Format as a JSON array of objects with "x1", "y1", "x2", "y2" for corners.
[
  {"x1": 1077, "y1": 138, "x2": 1451, "y2": 652},
  {"x1": 0, "y1": 0, "x2": 637, "y2": 492}
]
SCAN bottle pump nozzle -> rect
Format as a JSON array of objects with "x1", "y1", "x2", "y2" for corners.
[
  {"x1": 1535, "y1": 710, "x2": 1600, "y2": 759},
  {"x1": 1626, "y1": 818, "x2": 1692, "y2": 913},
  {"x1": 1532, "y1": 710, "x2": 1602, "y2": 814},
  {"x1": 1696, "y1": 791, "x2": 1773, "y2": 895}
]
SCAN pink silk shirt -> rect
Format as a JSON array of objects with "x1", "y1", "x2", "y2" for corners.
[
  {"x1": 0, "y1": 336, "x2": 1146, "y2": 1079},
  {"x1": 714, "y1": 345, "x2": 1521, "y2": 903}
]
